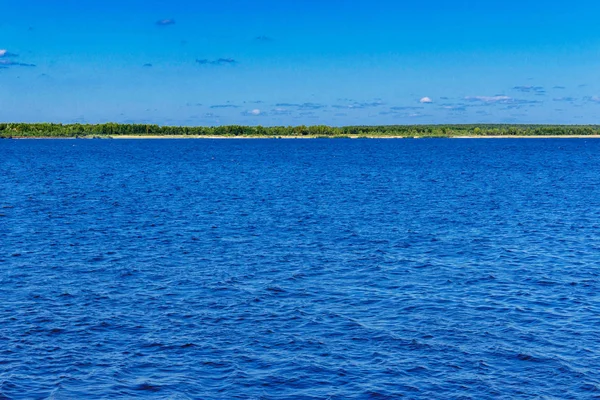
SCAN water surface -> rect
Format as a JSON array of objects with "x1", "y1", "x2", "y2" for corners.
[{"x1": 1, "y1": 139, "x2": 600, "y2": 399}]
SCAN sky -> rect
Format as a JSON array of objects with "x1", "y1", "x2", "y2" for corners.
[{"x1": 2, "y1": 0, "x2": 600, "y2": 126}]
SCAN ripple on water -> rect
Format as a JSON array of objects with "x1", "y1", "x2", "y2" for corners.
[{"x1": 1, "y1": 139, "x2": 600, "y2": 398}]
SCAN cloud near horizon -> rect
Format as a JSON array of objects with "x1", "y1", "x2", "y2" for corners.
[
  {"x1": 553, "y1": 97, "x2": 576, "y2": 102},
  {"x1": 466, "y1": 96, "x2": 511, "y2": 103},
  {"x1": 270, "y1": 108, "x2": 293, "y2": 116},
  {"x1": 0, "y1": 50, "x2": 20, "y2": 58},
  {"x1": 210, "y1": 104, "x2": 241, "y2": 109},
  {"x1": 440, "y1": 105, "x2": 467, "y2": 111},
  {"x1": 0, "y1": 48, "x2": 37, "y2": 68},
  {"x1": 513, "y1": 86, "x2": 545, "y2": 94},
  {"x1": 156, "y1": 19, "x2": 176, "y2": 26},
  {"x1": 390, "y1": 106, "x2": 424, "y2": 111},
  {"x1": 331, "y1": 101, "x2": 384, "y2": 109},
  {"x1": 196, "y1": 58, "x2": 237, "y2": 66},
  {"x1": 0, "y1": 59, "x2": 36, "y2": 67},
  {"x1": 0, "y1": 50, "x2": 13, "y2": 57},
  {"x1": 242, "y1": 109, "x2": 263, "y2": 116},
  {"x1": 275, "y1": 103, "x2": 326, "y2": 110},
  {"x1": 464, "y1": 96, "x2": 539, "y2": 105}
]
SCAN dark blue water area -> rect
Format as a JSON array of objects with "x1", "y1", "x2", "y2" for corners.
[{"x1": 1, "y1": 138, "x2": 600, "y2": 399}]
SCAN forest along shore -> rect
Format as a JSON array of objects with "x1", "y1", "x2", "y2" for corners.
[
  {"x1": 2, "y1": 123, "x2": 600, "y2": 138},
  {"x1": 8, "y1": 135, "x2": 600, "y2": 140}
]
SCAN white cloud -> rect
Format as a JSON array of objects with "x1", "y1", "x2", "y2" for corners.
[
  {"x1": 464, "y1": 96, "x2": 540, "y2": 107},
  {"x1": 465, "y1": 96, "x2": 511, "y2": 103},
  {"x1": 442, "y1": 105, "x2": 466, "y2": 110},
  {"x1": 251, "y1": 109, "x2": 261, "y2": 115},
  {"x1": 420, "y1": 97, "x2": 433, "y2": 104},
  {"x1": 0, "y1": 50, "x2": 19, "y2": 58},
  {"x1": 156, "y1": 19, "x2": 176, "y2": 26}
]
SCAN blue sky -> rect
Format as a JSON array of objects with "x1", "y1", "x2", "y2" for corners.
[{"x1": 2, "y1": 0, "x2": 600, "y2": 126}]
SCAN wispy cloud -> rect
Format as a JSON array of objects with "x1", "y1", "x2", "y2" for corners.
[
  {"x1": 500, "y1": 105, "x2": 527, "y2": 110},
  {"x1": 331, "y1": 101, "x2": 384, "y2": 109},
  {"x1": 0, "y1": 59, "x2": 36, "y2": 67},
  {"x1": 270, "y1": 108, "x2": 293, "y2": 116},
  {"x1": 553, "y1": 86, "x2": 566, "y2": 90},
  {"x1": 215, "y1": 58, "x2": 237, "y2": 65},
  {"x1": 513, "y1": 85, "x2": 545, "y2": 94},
  {"x1": 440, "y1": 105, "x2": 467, "y2": 111},
  {"x1": 331, "y1": 104, "x2": 359, "y2": 109},
  {"x1": 275, "y1": 103, "x2": 326, "y2": 110},
  {"x1": 380, "y1": 106, "x2": 427, "y2": 116},
  {"x1": 467, "y1": 95, "x2": 511, "y2": 103},
  {"x1": 389, "y1": 106, "x2": 424, "y2": 111},
  {"x1": 585, "y1": 96, "x2": 600, "y2": 103},
  {"x1": 420, "y1": 97, "x2": 433, "y2": 103},
  {"x1": 210, "y1": 104, "x2": 241, "y2": 109},
  {"x1": 0, "y1": 49, "x2": 32, "y2": 68},
  {"x1": 196, "y1": 58, "x2": 238, "y2": 66},
  {"x1": 0, "y1": 49, "x2": 18, "y2": 57},
  {"x1": 156, "y1": 19, "x2": 176, "y2": 26},
  {"x1": 142, "y1": 63, "x2": 153, "y2": 67},
  {"x1": 254, "y1": 36, "x2": 273, "y2": 42},
  {"x1": 242, "y1": 109, "x2": 264, "y2": 116},
  {"x1": 397, "y1": 113, "x2": 431, "y2": 119},
  {"x1": 464, "y1": 96, "x2": 539, "y2": 106},
  {"x1": 552, "y1": 97, "x2": 576, "y2": 102}
]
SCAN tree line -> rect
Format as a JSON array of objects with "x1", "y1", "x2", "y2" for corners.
[{"x1": 1, "y1": 123, "x2": 599, "y2": 138}]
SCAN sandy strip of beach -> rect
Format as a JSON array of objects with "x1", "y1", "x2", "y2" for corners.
[{"x1": 8, "y1": 135, "x2": 600, "y2": 139}]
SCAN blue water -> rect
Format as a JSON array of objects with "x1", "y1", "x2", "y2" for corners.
[{"x1": 1, "y1": 139, "x2": 600, "y2": 399}]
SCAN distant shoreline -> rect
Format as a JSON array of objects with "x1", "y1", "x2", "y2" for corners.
[
  {"x1": 7, "y1": 135, "x2": 600, "y2": 140},
  {"x1": 3, "y1": 123, "x2": 600, "y2": 139}
]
